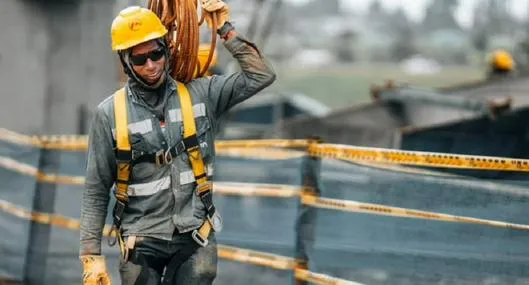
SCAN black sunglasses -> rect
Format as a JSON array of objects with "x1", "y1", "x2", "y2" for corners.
[{"x1": 130, "y1": 48, "x2": 165, "y2": 66}]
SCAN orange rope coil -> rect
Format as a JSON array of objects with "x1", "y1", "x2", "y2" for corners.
[{"x1": 147, "y1": 0, "x2": 218, "y2": 82}]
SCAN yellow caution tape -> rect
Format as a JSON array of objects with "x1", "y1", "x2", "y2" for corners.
[
  {"x1": 309, "y1": 144, "x2": 529, "y2": 172},
  {"x1": 352, "y1": 161, "x2": 458, "y2": 177},
  {"x1": 219, "y1": 246, "x2": 365, "y2": 284},
  {"x1": 4, "y1": 152, "x2": 529, "y2": 231},
  {"x1": 0, "y1": 128, "x2": 37, "y2": 146},
  {"x1": 0, "y1": 159, "x2": 303, "y2": 198},
  {"x1": 1, "y1": 128, "x2": 308, "y2": 152},
  {"x1": 0, "y1": 199, "x2": 295, "y2": 267},
  {"x1": 0, "y1": 156, "x2": 38, "y2": 176},
  {"x1": 35, "y1": 133, "x2": 88, "y2": 151},
  {"x1": 6, "y1": 127, "x2": 529, "y2": 172},
  {"x1": 5, "y1": 152, "x2": 526, "y2": 232},
  {"x1": 215, "y1": 147, "x2": 306, "y2": 160},
  {"x1": 36, "y1": 140, "x2": 88, "y2": 151},
  {"x1": 215, "y1": 139, "x2": 309, "y2": 149},
  {"x1": 0, "y1": 156, "x2": 85, "y2": 185},
  {"x1": 214, "y1": 182, "x2": 302, "y2": 198},
  {"x1": 0, "y1": 199, "x2": 114, "y2": 236},
  {"x1": 0, "y1": 199, "x2": 352, "y2": 283},
  {"x1": 0, "y1": 128, "x2": 88, "y2": 151},
  {"x1": 295, "y1": 269, "x2": 365, "y2": 285},
  {"x1": 301, "y1": 194, "x2": 529, "y2": 231},
  {"x1": 0, "y1": 129, "x2": 306, "y2": 159},
  {"x1": 218, "y1": 244, "x2": 297, "y2": 270},
  {"x1": 0, "y1": 198, "x2": 294, "y2": 269},
  {"x1": 1, "y1": 197, "x2": 298, "y2": 270}
]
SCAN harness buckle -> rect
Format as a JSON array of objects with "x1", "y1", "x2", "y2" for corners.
[
  {"x1": 112, "y1": 200, "x2": 126, "y2": 226},
  {"x1": 164, "y1": 148, "x2": 173, "y2": 165},
  {"x1": 196, "y1": 181, "x2": 213, "y2": 195},
  {"x1": 108, "y1": 225, "x2": 118, "y2": 246},
  {"x1": 154, "y1": 148, "x2": 173, "y2": 167},
  {"x1": 154, "y1": 150, "x2": 164, "y2": 168},
  {"x1": 191, "y1": 229, "x2": 209, "y2": 247}
]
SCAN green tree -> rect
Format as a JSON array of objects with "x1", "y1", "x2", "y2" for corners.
[
  {"x1": 368, "y1": 0, "x2": 384, "y2": 18},
  {"x1": 422, "y1": 0, "x2": 460, "y2": 32},
  {"x1": 390, "y1": 8, "x2": 416, "y2": 61}
]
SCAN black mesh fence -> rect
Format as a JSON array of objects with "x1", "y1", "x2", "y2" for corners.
[{"x1": 2, "y1": 141, "x2": 529, "y2": 285}]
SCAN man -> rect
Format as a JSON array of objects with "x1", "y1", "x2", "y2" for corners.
[
  {"x1": 487, "y1": 49, "x2": 515, "y2": 79},
  {"x1": 79, "y1": 3, "x2": 276, "y2": 285}
]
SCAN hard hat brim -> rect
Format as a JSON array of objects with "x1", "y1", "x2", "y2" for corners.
[{"x1": 112, "y1": 30, "x2": 167, "y2": 51}]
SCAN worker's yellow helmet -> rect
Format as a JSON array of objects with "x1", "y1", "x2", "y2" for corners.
[
  {"x1": 489, "y1": 49, "x2": 515, "y2": 71},
  {"x1": 111, "y1": 6, "x2": 168, "y2": 51},
  {"x1": 198, "y1": 44, "x2": 218, "y2": 69},
  {"x1": 192, "y1": 44, "x2": 218, "y2": 78}
]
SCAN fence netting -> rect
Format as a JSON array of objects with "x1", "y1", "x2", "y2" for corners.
[{"x1": 1, "y1": 132, "x2": 529, "y2": 285}]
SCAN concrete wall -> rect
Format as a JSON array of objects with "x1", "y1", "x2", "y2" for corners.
[{"x1": 0, "y1": 0, "x2": 120, "y2": 135}]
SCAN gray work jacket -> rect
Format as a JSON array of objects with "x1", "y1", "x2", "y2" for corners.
[{"x1": 80, "y1": 33, "x2": 276, "y2": 255}]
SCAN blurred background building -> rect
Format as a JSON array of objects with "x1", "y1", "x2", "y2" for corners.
[{"x1": 3, "y1": 0, "x2": 529, "y2": 136}]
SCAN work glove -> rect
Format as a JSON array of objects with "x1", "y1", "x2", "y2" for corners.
[
  {"x1": 80, "y1": 255, "x2": 111, "y2": 285},
  {"x1": 201, "y1": 0, "x2": 230, "y2": 30}
]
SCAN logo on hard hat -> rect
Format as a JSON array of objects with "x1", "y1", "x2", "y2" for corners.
[{"x1": 129, "y1": 19, "x2": 142, "y2": 31}]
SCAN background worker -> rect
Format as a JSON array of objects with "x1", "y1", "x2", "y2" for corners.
[{"x1": 487, "y1": 49, "x2": 515, "y2": 79}]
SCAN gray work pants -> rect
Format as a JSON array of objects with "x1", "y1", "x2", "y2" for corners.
[{"x1": 119, "y1": 232, "x2": 217, "y2": 285}]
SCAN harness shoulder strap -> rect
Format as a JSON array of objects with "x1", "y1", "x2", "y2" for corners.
[
  {"x1": 109, "y1": 87, "x2": 131, "y2": 252},
  {"x1": 114, "y1": 87, "x2": 130, "y2": 152},
  {"x1": 113, "y1": 87, "x2": 131, "y2": 204},
  {"x1": 176, "y1": 82, "x2": 218, "y2": 247},
  {"x1": 178, "y1": 82, "x2": 207, "y2": 181}
]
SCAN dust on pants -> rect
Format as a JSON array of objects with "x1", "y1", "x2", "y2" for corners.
[{"x1": 119, "y1": 232, "x2": 217, "y2": 285}]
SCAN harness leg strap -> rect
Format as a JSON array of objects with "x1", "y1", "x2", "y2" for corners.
[{"x1": 192, "y1": 222, "x2": 212, "y2": 247}]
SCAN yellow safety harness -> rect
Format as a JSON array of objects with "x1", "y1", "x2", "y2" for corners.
[{"x1": 109, "y1": 82, "x2": 217, "y2": 257}]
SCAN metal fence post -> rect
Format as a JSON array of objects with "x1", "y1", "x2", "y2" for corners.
[
  {"x1": 294, "y1": 136, "x2": 322, "y2": 284},
  {"x1": 22, "y1": 2, "x2": 75, "y2": 283},
  {"x1": 77, "y1": 104, "x2": 89, "y2": 135},
  {"x1": 23, "y1": 149, "x2": 60, "y2": 285}
]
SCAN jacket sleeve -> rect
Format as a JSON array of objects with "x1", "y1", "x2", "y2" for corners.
[
  {"x1": 201, "y1": 32, "x2": 277, "y2": 119},
  {"x1": 79, "y1": 105, "x2": 116, "y2": 256}
]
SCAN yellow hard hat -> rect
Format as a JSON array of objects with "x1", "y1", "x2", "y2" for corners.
[
  {"x1": 489, "y1": 49, "x2": 514, "y2": 71},
  {"x1": 198, "y1": 44, "x2": 218, "y2": 69},
  {"x1": 111, "y1": 6, "x2": 168, "y2": 51},
  {"x1": 192, "y1": 44, "x2": 218, "y2": 78}
]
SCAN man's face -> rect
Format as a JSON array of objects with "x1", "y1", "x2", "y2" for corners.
[{"x1": 130, "y1": 40, "x2": 166, "y2": 84}]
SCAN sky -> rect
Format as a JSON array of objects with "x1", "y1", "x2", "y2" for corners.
[{"x1": 285, "y1": 0, "x2": 529, "y2": 28}]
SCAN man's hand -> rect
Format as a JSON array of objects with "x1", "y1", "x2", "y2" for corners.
[
  {"x1": 201, "y1": 0, "x2": 230, "y2": 30},
  {"x1": 80, "y1": 255, "x2": 111, "y2": 285}
]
